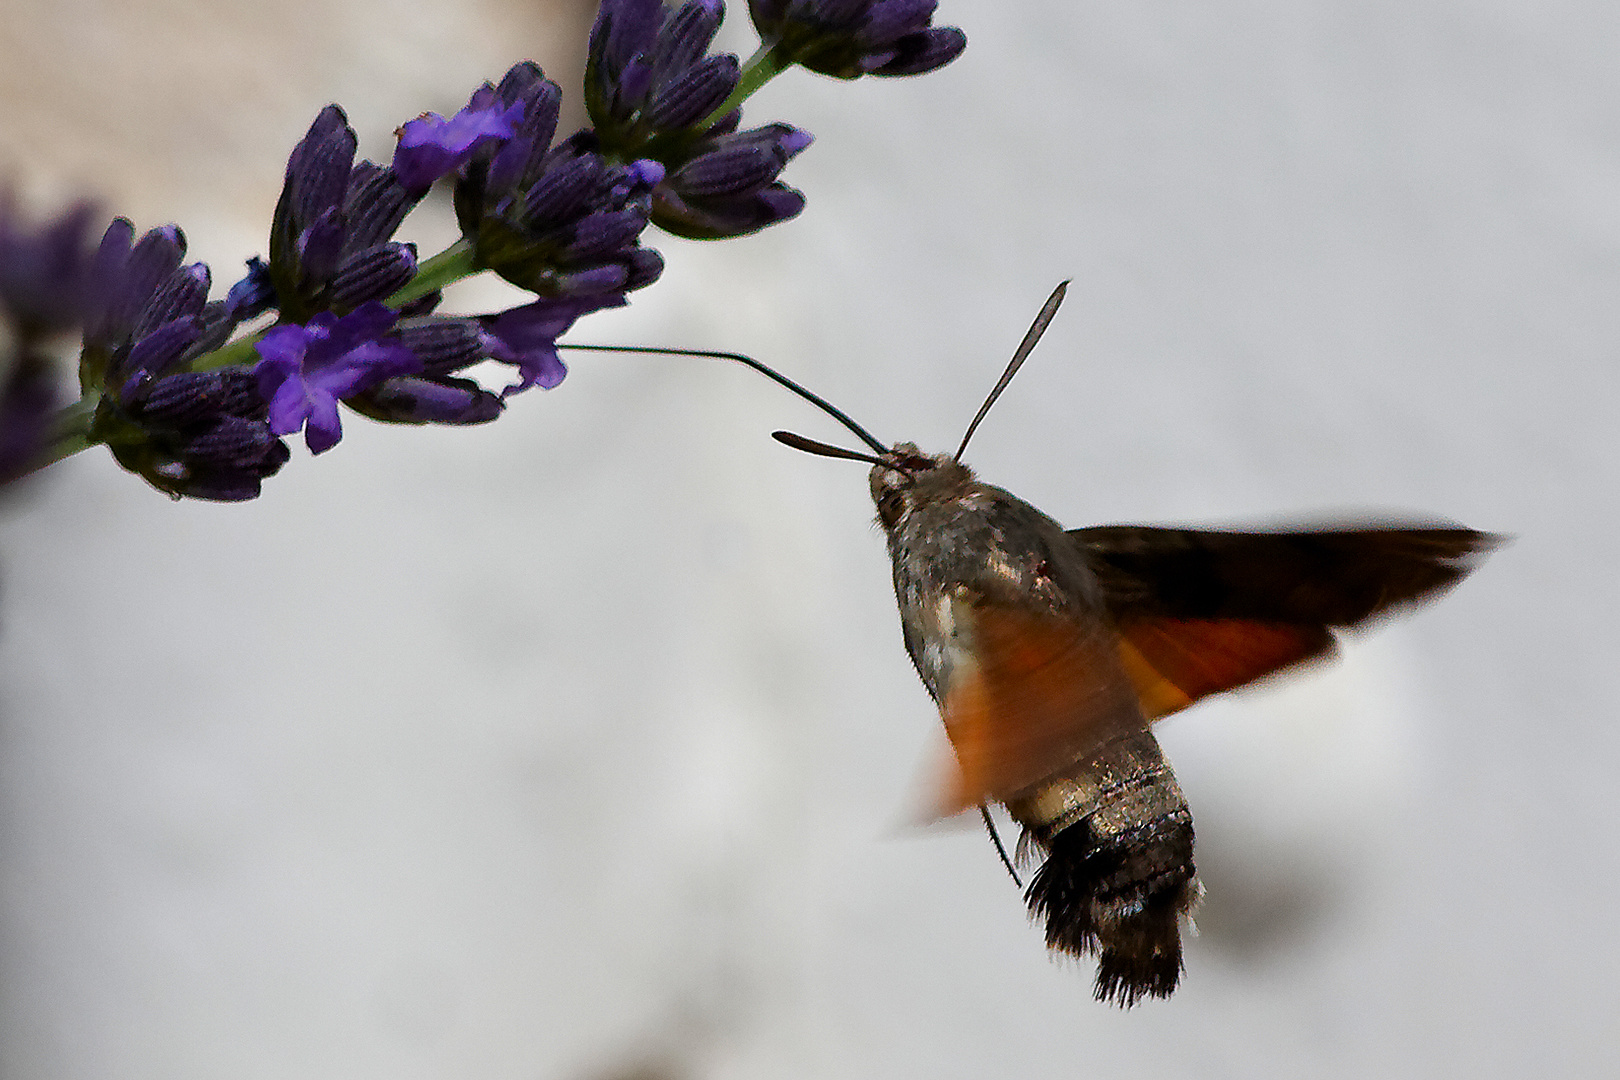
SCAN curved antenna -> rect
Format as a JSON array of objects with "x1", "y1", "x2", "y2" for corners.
[
  {"x1": 954, "y1": 281, "x2": 1069, "y2": 462},
  {"x1": 771, "y1": 430, "x2": 899, "y2": 470},
  {"x1": 558, "y1": 342, "x2": 887, "y2": 454}
]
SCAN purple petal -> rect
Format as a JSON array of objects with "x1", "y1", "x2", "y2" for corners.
[
  {"x1": 626, "y1": 158, "x2": 667, "y2": 187},
  {"x1": 646, "y1": 53, "x2": 740, "y2": 129},
  {"x1": 122, "y1": 315, "x2": 202, "y2": 392},
  {"x1": 286, "y1": 106, "x2": 358, "y2": 229},
  {"x1": 266, "y1": 376, "x2": 314, "y2": 437},
  {"x1": 304, "y1": 393, "x2": 344, "y2": 454},
  {"x1": 331, "y1": 299, "x2": 399, "y2": 342},
  {"x1": 251, "y1": 303, "x2": 418, "y2": 450},
  {"x1": 225, "y1": 256, "x2": 275, "y2": 320},
  {"x1": 479, "y1": 294, "x2": 625, "y2": 394},
  {"x1": 392, "y1": 101, "x2": 523, "y2": 194}
]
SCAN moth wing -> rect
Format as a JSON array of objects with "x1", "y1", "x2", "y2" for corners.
[
  {"x1": 1114, "y1": 617, "x2": 1335, "y2": 720},
  {"x1": 936, "y1": 599, "x2": 1144, "y2": 815},
  {"x1": 1071, "y1": 524, "x2": 1501, "y2": 626},
  {"x1": 1070, "y1": 524, "x2": 1502, "y2": 719}
]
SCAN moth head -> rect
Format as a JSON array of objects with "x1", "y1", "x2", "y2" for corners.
[{"x1": 869, "y1": 443, "x2": 973, "y2": 529}]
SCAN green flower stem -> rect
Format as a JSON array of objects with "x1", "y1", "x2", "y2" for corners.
[
  {"x1": 30, "y1": 395, "x2": 99, "y2": 473},
  {"x1": 390, "y1": 239, "x2": 478, "y2": 306},
  {"x1": 703, "y1": 42, "x2": 795, "y2": 130},
  {"x1": 194, "y1": 332, "x2": 264, "y2": 372}
]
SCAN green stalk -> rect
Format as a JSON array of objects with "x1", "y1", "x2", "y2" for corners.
[
  {"x1": 390, "y1": 239, "x2": 478, "y2": 306},
  {"x1": 193, "y1": 332, "x2": 264, "y2": 372},
  {"x1": 702, "y1": 42, "x2": 795, "y2": 130},
  {"x1": 28, "y1": 395, "x2": 99, "y2": 473}
]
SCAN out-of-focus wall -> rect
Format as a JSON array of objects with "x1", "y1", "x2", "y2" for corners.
[{"x1": 1, "y1": 2, "x2": 1617, "y2": 1078}]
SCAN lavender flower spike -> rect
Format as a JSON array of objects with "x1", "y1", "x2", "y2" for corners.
[
  {"x1": 0, "y1": 195, "x2": 106, "y2": 341},
  {"x1": 0, "y1": 197, "x2": 107, "y2": 484},
  {"x1": 586, "y1": 0, "x2": 740, "y2": 152},
  {"x1": 454, "y1": 64, "x2": 666, "y2": 300},
  {"x1": 253, "y1": 301, "x2": 420, "y2": 453},
  {"x1": 269, "y1": 106, "x2": 424, "y2": 322},
  {"x1": 393, "y1": 98, "x2": 525, "y2": 195},
  {"x1": 114, "y1": 367, "x2": 292, "y2": 501},
  {"x1": 748, "y1": 0, "x2": 966, "y2": 79}
]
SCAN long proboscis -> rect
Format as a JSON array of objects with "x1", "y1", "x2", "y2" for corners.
[
  {"x1": 954, "y1": 280, "x2": 1069, "y2": 462},
  {"x1": 558, "y1": 342, "x2": 887, "y2": 454}
]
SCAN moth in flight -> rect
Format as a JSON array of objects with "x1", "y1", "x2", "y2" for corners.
[{"x1": 768, "y1": 283, "x2": 1501, "y2": 1005}]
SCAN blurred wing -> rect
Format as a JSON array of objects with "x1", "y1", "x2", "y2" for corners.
[
  {"x1": 1115, "y1": 617, "x2": 1335, "y2": 720},
  {"x1": 937, "y1": 600, "x2": 1144, "y2": 815},
  {"x1": 1070, "y1": 524, "x2": 1502, "y2": 720}
]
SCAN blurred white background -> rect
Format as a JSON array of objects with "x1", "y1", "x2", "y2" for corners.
[{"x1": 2, "y1": 1, "x2": 1617, "y2": 1077}]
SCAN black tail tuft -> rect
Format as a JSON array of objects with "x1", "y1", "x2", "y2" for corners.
[{"x1": 1024, "y1": 810, "x2": 1198, "y2": 1007}]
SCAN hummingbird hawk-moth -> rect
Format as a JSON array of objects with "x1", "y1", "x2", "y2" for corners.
[
  {"x1": 573, "y1": 286, "x2": 1500, "y2": 1004},
  {"x1": 754, "y1": 282, "x2": 1501, "y2": 1006}
]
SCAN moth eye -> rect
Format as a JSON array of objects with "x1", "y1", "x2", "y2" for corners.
[{"x1": 878, "y1": 490, "x2": 907, "y2": 527}]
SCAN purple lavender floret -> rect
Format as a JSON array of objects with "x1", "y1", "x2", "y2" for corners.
[
  {"x1": 653, "y1": 120, "x2": 810, "y2": 238},
  {"x1": 81, "y1": 221, "x2": 213, "y2": 399},
  {"x1": 0, "y1": 198, "x2": 109, "y2": 484},
  {"x1": 392, "y1": 99, "x2": 525, "y2": 195},
  {"x1": 345, "y1": 374, "x2": 505, "y2": 425},
  {"x1": 453, "y1": 63, "x2": 665, "y2": 300},
  {"x1": 0, "y1": 355, "x2": 58, "y2": 486},
  {"x1": 70, "y1": 218, "x2": 290, "y2": 500},
  {"x1": 748, "y1": 0, "x2": 966, "y2": 79},
  {"x1": 268, "y1": 106, "x2": 425, "y2": 322},
  {"x1": 584, "y1": 1, "x2": 811, "y2": 240},
  {"x1": 253, "y1": 300, "x2": 420, "y2": 454},
  {"x1": 0, "y1": 195, "x2": 106, "y2": 341},
  {"x1": 478, "y1": 293, "x2": 627, "y2": 395},
  {"x1": 586, "y1": 0, "x2": 740, "y2": 150},
  {"x1": 225, "y1": 256, "x2": 276, "y2": 321},
  {"x1": 111, "y1": 366, "x2": 292, "y2": 502},
  {"x1": 343, "y1": 317, "x2": 502, "y2": 425}
]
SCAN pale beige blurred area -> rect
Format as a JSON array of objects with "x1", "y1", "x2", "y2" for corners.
[
  {"x1": 0, "y1": 0, "x2": 596, "y2": 258},
  {"x1": 1, "y1": 2, "x2": 1618, "y2": 1079}
]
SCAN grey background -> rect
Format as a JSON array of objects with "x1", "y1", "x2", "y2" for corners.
[{"x1": 2, "y1": 1, "x2": 1617, "y2": 1077}]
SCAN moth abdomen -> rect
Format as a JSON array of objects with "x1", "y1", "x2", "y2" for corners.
[
  {"x1": 1012, "y1": 729, "x2": 1200, "y2": 1006},
  {"x1": 1025, "y1": 810, "x2": 1198, "y2": 1006}
]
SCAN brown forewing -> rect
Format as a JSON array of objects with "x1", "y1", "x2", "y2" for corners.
[
  {"x1": 1071, "y1": 525, "x2": 1503, "y2": 625},
  {"x1": 1072, "y1": 524, "x2": 1502, "y2": 717}
]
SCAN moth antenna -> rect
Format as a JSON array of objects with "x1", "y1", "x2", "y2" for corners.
[
  {"x1": 980, "y1": 805, "x2": 1023, "y2": 888},
  {"x1": 954, "y1": 281, "x2": 1069, "y2": 462},
  {"x1": 770, "y1": 430, "x2": 908, "y2": 472},
  {"x1": 559, "y1": 343, "x2": 888, "y2": 454}
]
